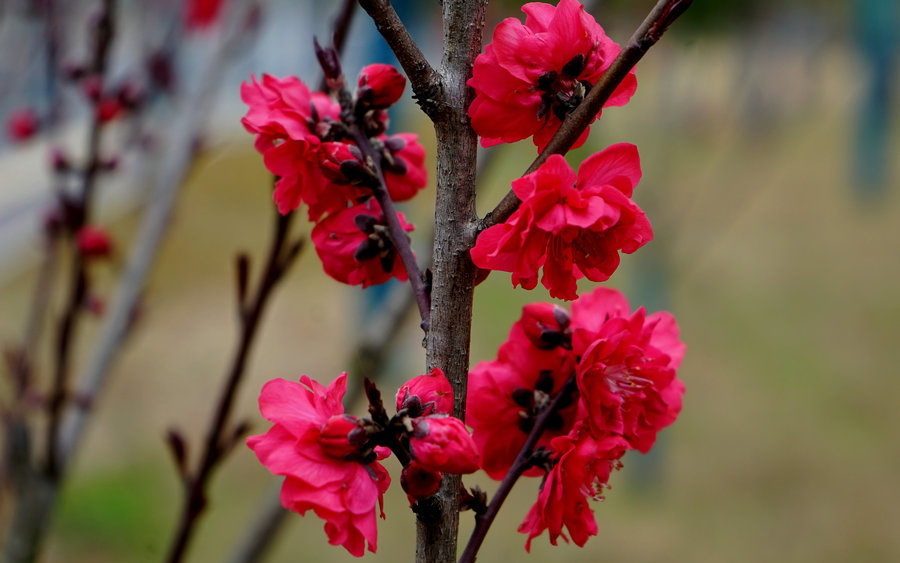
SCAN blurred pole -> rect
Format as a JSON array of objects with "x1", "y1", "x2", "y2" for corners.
[{"x1": 852, "y1": 0, "x2": 899, "y2": 199}]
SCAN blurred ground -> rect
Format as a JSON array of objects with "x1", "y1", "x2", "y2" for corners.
[{"x1": 2, "y1": 24, "x2": 900, "y2": 563}]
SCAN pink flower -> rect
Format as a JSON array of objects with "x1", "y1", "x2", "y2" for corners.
[
  {"x1": 408, "y1": 415, "x2": 480, "y2": 474},
  {"x1": 7, "y1": 107, "x2": 38, "y2": 142},
  {"x1": 518, "y1": 426, "x2": 628, "y2": 550},
  {"x1": 247, "y1": 373, "x2": 391, "y2": 557},
  {"x1": 380, "y1": 133, "x2": 428, "y2": 202},
  {"x1": 185, "y1": 0, "x2": 224, "y2": 30},
  {"x1": 400, "y1": 461, "x2": 442, "y2": 505},
  {"x1": 574, "y1": 289, "x2": 685, "y2": 452},
  {"x1": 358, "y1": 64, "x2": 407, "y2": 109},
  {"x1": 468, "y1": 0, "x2": 636, "y2": 151},
  {"x1": 565, "y1": 287, "x2": 685, "y2": 453},
  {"x1": 240, "y1": 74, "x2": 343, "y2": 219},
  {"x1": 467, "y1": 315, "x2": 578, "y2": 480},
  {"x1": 396, "y1": 367, "x2": 454, "y2": 416},
  {"x1": 470, "y1": 144, "x2": 651, "y2": 300},
  {"x1": 76, "y1": 226, "x2": 113, "y2": 258},
  {"x1": 311, "y1": 200, "x2": 414, "y2": 288}
]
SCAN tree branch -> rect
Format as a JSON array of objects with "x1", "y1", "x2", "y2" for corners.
[
  {"x1": 357, "y1": 0, "x2": 444, "y2": 118},
  {"x1": 458, "y1": 375, "x2": 578, "y2": 563},
  {"x1": 480, "y1": 0, "x2": 693, "y2": 231},
  {"x1": 165, "y1": 209, "x2": 302, "y2": 563},
  {"x1": 416, "y1": 0, "x2": 488, "y2": 561}
]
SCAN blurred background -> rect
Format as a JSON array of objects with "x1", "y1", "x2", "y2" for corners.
[{"x1": 1, "y1": 0, "x2": 899, "y2": 561}]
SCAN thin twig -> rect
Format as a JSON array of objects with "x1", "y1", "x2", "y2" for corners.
[
  {"x1": 58, "y1": 0, "x2": 260, "y2": 471},
  {"x1": 458, "y1": 376, "x2": 578, "y2": 563},
  {"x1": 356, "y1": 0, "x2": 443, "y2": 118},
  {"x1": 349, "y1": 125, "x2": 432, "y2": 331},
  {"x1": 165, "y1": 210, "x2": 302, "y2": 563},
  {"x1": 480, "y1": 0, "x2": 693, "y2": 231},
  {"x1": 45, "y1": 0, "x2": 116, "y2": 479}
]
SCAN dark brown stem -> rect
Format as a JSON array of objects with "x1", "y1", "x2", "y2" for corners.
[
  {"x1": 458, "y1": 376, "x2": 578, "y2": 563},
  {"x1": 317, "y1": 0, "x2": 358, "y2": 93},
  {"x1": 357, "y1": 0, "x2": 443, "y2": 118},
  {"x1": 165, "y1": 210, "x2": 302, "y2": 563},
  {"x1": 348, "y1": 126, "x2": 432, "y2": 330},
  {"x1": 480, "y1": 0, "x2": 693, "y2": 230},
  {"x1": 44, "y1": 0, "x2": 117, "y2": 478}
]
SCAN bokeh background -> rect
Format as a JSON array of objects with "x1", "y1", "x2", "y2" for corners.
[{"x1": 1, "y1": 0, "x2": 899, "y2": 561}]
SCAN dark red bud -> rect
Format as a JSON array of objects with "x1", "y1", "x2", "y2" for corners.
[{"x1": 357, "y1": 64, "x2": 406, "y2": 109}]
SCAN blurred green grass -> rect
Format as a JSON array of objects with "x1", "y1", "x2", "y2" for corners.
[{"x1": 1, "y1": 34, "x2": 899, "y2": 562}]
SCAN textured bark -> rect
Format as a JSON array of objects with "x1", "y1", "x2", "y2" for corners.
[{"x1": 419, "y1": 1, "x2": 487, "y2": 562}]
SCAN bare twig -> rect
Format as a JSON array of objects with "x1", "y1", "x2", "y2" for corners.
[
  {"x1": 165, "y1": 209, "x2": 303, "y2": 563},
  {"x1": 480, "y1": 0, "x2": 693, "y2": 231},
  {"x1": 45, "y1": 0, "x2": 117, "y2": 478},
  {"x1": 357, "y1": 0, "x2": 443, "y2": 118}
]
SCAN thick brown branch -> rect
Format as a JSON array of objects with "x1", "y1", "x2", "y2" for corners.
[
  {"x1": 480, "y1": 0, "x2": 693, "y2": 230},
  {"x1": 357, "y1": 0, "x2": 443, "y2": 117}
]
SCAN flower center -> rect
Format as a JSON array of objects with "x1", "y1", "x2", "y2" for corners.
[
  {"x1": 511, "y1": 370, "x2": 577, "y2": 434},
  {"x1": 604, "y1": 365, "x2": 653, "y2": 398},
  {"x1": 535, "y1": 53, "x2": 593, "y2": 122}
]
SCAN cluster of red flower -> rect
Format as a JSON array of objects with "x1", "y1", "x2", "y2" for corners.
[
  {"x1": 240, "y1": 66, "x2": 427, "y2": 287},
  {"x1": 243, "y1": 0, "x2": 686, "y2": 557},
  {"x1": 247, "y1": 369, "x2": 479, "y2": 556},
  {"x1": 468, "y1": 287, "x2": 685, "y2": 548}
]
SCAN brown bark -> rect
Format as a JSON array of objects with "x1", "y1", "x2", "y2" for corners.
[{"x1": 419, "y1": 1, "x2": 487, "y2": 562}]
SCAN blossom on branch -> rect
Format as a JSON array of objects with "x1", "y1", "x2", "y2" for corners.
[
  {"x1": 240, "y1": 74, "x2": 343, "y2": 218},
  {"x1": 471, "y1": 144, "x2": 651, "y2": 301},
  {"x1": 518, "y1": 426, "x2": 629, "y2": 549},
  {"x1": 573, "y1": 287, "x2": 686, "y2": 453},
  {"x1": 247, "y1": 373, "x2": 390, "y2": 557},
  {"x1": 468, "y1": 0, "x2": 636, "y2": 151},
  {"x1": 467, "y1": 287, "x2": 685, "y2": 548},
  {"x1": 311, "y1": 200, "x2": 414, "y2": 288}
]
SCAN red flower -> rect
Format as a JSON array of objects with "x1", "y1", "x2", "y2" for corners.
[
  {"x1": 76, "y1": 226, "x2": 113, "y2": 258},
  {"x1": 380, "y1": 133, "x2": 428, "y2": 202},
  {"x1": 467, "y1": 314, "x2": 578, "y2": 480},
  {"x1": 408, "y1": 415, "x2": 480, "y2": 474},
  {"x1": 518, "y1": 426, "x2": 628, "y2": 550},
  {"x1": 468, "y1": 0, "x2": 636, "y2": 151},
  {"x1": 247, "y1": 373, "x2": 391, "y2": 557},
  {"x1": 311, "y1": 200, "x2": 414, "y2": 288},
  {"x1": 7, "y1": 107, "x2": 38, "y2": 141},
  {"x1": 185, "y1": 0, "x2": 224, "y2": 30},
  {"x1": 400, "y1": 461, "x2": 443, "y2": 505},
  {"x1": 357, "y1": 64, "x2": 407, "y2": 109},
  {"x1": 240, "y1": 74, "x2": 344, "y2": 218},
  {"x1": 574, "y1": 289, "x2": 685, "y2": 452},
  {"x1": 396, "y1": 367, "x2": 454, "y2": 416},
  {"x1": 470, "y1": 144, "x2": 652, "y2": 300}
]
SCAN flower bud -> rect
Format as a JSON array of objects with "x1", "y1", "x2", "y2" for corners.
[
  {"x1": 357, "y1": 64, "x2": 406, "y2": 109},
  {"x1": 401, "y1": 461, "x2": 442, "y2": 505},
  {"x1": 318, "y1": 414, "x2": 365, "y2": 460},
  {"x1": 409, "y1": 415, "x2": 480, "y2": 474},
  {"x1": 95, "y1": 97, "x2": 123, "y2": 123},
  {"x1": 521, "y1": 303, "x2": 572, "y2": 350},
  {"x1": 7, "y1": 107, "x2": 38, "y2": 142},
  {"x1": 396, "y1": 367, "x2": 453, "y2": 416},
  {"x1": 318, "y1": 142, "x2": 374, "y2": 186},
  {"x1": 76, "y1": 226, "x2": 113, "y2": 258}
]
